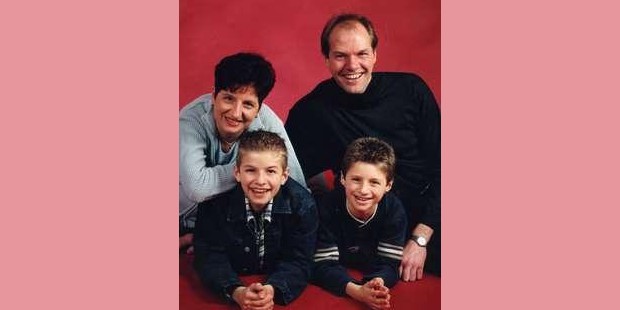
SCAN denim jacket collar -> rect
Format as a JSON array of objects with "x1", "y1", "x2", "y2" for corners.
[{"x1": 226, "y1": 181, "x2": 293, "y2": 222}]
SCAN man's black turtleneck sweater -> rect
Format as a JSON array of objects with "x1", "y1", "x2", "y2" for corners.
[{"x1": 285, "y1": 72, "x2": 441, "y2": 232}]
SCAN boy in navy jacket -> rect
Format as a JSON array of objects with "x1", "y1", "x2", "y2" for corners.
[{"x1": 313, "y1": 137, "x2": 406, "y2": 309}]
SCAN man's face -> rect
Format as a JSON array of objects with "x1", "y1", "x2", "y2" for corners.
[
  {"x1": 235, "y1": 150, "x2": 289, "y2": 211},
  {"x1": 213, "y1": 87, "x2": 260, "y2": 142},
  {"x1": 340, "y1": 162, "x2": 392, "y2": 220},
  {"x1": 326, "y1": 22, "x2": 377, "y2": 94}
]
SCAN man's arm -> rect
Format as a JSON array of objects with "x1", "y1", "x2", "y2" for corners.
[
  {"x1": 412, "y1": 74, "x2": 441, "y2": 230},
  {"x1": 400, "y1": 75, "x2": 441, "y2": 281},
  {"x1": 400, "y1": 223, "x2": 433, "y2": 281}
]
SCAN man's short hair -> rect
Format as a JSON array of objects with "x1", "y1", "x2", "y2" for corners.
[
  {"x1": 341, "y1": 137, "x2": 396, "y2": 183},
  {"x1": 320, "y1": 13, "x2": 379, "y2": 58},
  {"x1": 237, "y1": 130, "x2": 288, "y2": 169},
  {"x1": 214, "y1": 52, "x2": 276, "y2": 105}
]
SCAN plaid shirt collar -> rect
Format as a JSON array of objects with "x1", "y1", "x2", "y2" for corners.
[{"x1": 245, "y1": 197, "x2": 273, "y2": 223}]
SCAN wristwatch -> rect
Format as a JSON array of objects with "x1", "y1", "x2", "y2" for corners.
[{"x1": 410, "y1": 234, "x2": 427, "y2": 247}]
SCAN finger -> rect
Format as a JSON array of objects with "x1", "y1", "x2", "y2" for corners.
[
  {"x1": 369, "y1": 278, "x2": 380, "y2": 289},
  {"x1": 247, "y1": 298, "x2": 268, "y2": 308},
  {"x1": 402, "y1": 265, "x2": 412, "y2": 281},
  {"x1": 252, "y1": 282, "x2": 263, "y2": 292},
  {"x1": 244, "y1": 290, "x2": 260, "y2": 300},
  {"x1": 398, "y1": 265, "x2": 403, "y2": 278},
  {"x1": 377, "y1": 285, "x2": 389, "y2": 293},
  {"x1": 371, "y1": 298, "x2": 389, "y2": 309},
  {"x1": 374, "y1": 290, "x2": 389, "y2": 299},
  {"x1": 410, "y1": 266, "x2": 419, "y2": 282},
  {"x1": 248, "y1": 282, "x2": 262, "y2": 294},
  {"x1": 417, "y1": 264, "x2": 424, "y2": 280},
  {"x1": 250, "y1": 300, "x2": 274, "y2": 310}
]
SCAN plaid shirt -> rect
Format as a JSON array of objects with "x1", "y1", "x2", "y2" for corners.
[{"x1": 245, "y1": 197, "x2": 273, "y2": 270}]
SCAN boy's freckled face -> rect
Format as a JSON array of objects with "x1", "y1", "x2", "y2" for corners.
[
  {"x1": 340, "y1": 162, "x2": 392, "y2": 219},
  {"x1": 235, "y1": 150, "x2": 289, "y2": 211}
]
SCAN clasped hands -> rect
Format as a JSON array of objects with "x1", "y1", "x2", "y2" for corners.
[
  {"x1": 348, "y1": 277, "x2": 391, "y2": 309},
  {"x1": 232, "y1": 283, "x2": 275, "y2": 310}
]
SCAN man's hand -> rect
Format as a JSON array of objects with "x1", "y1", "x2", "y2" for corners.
[
  {"x1": 346, "y1": 278, "x2": 391, "y2": 309},
  {"x1": 399, "y1": 240, "x2": 427, "y2": 282},
  {"x1": 232, "y1": 283, "x2": 274, "y2": 310}
]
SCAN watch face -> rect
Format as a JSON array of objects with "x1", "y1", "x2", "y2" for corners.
[{"x1": 416, "y1": 236, "x2": 427, "y2": 246}]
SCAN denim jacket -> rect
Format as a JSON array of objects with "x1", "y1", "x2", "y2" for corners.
[{"x1": 193, "y1": 178, "x2": 318, "y2": 305}]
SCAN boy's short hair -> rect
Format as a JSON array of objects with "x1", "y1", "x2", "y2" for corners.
[
  {"x1": 237, "y1": 130, "x2": 288, "y2": 168},
  {"x1": 341, "y1": 137, "x2": 396, "y2": 182},
  {"x1": 214, "y1": 52, "x2": 276, "y2": 105}
]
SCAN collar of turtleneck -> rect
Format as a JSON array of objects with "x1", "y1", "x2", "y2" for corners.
[{"x1": 327, "y1": 73, "x2": 382, "y2": 109}]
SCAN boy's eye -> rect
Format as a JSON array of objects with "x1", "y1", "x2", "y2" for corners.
[{"x1": 267, "y1": 169, "x2": 277, "y2": 174}]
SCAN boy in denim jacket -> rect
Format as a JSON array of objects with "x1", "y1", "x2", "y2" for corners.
[{"x1": 193, "y1": 130, "x2": 317, "y2": 308}]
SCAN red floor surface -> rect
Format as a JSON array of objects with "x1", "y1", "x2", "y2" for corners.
[{"x1": 180, "y1": 254, "x2": 440, "y2": 309}]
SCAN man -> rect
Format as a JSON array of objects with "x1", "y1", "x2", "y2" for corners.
[
  {"x1": 285, "y1": 14, "x2": 441, "y2": 280},
  {"x1": 180, "y1": 52, "x2": 306, "y2": 251}
]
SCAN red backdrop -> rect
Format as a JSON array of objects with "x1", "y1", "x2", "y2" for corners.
[{"x1": 180, "y1": 0, "x2": 440, "y2": 120}]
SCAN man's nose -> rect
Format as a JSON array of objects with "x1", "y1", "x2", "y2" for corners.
[{"x1": 344, "y1": 56, "x2": 359, "y2": 70}]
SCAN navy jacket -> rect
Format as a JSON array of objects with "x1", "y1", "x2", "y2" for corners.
[
  {"x1": 312, "y1": 187, "x2": 406, "y2": 296},
  {"x1": 193, "y1": 178, "x2": 318, "y2": 305}
]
